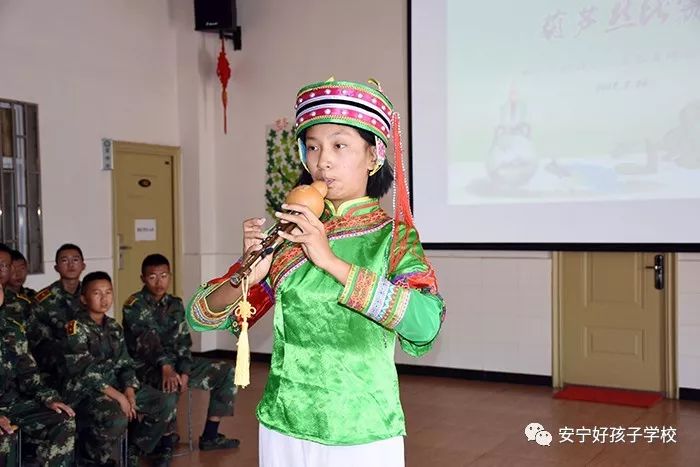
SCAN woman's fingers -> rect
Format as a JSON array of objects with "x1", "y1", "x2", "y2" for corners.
[
  {"x1": 243, "y1": 218, "x2": 266, "y2": 235},
  {"x1": 278, "y1": 230, "x2": 311, "y2": 243},
  {"x1": 275, "y1": 211, "x2": 313, "y2": 233},
  {"x1": 245, "y1": 243, "x2": 263, "y2": 254},
  {"x1": 243, "y1": 217, "x2": 268, "y2": 251},
  {"x1": 243, "y1": 217, "x2": 266, "y2": 228},
  {"x1": 245, "y1": 232, "x2": 267, "y2": 242},
  {"x1": 282, "y1": 203, "x2": 314, "y2": 221},
  {"x1": 281, "y1": 203, "x2": 324, "y2": 231}
]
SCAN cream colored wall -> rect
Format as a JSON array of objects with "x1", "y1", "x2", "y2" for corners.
[
  {"x1": 394, "y1": 251, "x2": 552, "y2": 374},
  {"x1": 1, "y1": 0, "x2": 697, "y2": 386},
  {"x1": 1, "y1": 0, "x2": 179, "y2": 296},
  {"x1": 169, "y1": 0, "x2": 220, "y2": 352},
  {"x1": 203, "y1": 0, "x2": 699, "y2": 387},
  {"x1": 206, "y1": 0, "x2": 554, "y2": 376},
  {"x1": 206, "y1": 0, "x2": 411, "y2": 352}
]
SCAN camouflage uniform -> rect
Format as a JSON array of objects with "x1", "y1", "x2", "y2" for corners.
[
  {"x1": 122, "y1": 289, "x2": 235, "y2": 420},
  {"x1": 0, "y1": 315, "x2": 75, "y2": 467},
  {"x1": 3, "y1": 289, "x2": 46, "y2": 462},
  {"x1": 26, "y1": 281, "x2": 82, "y2": 389},
  {"x1": 1, "y1": 288, "x2": 33, "y2": 323},
  {"x1": 0, "y1": 429, "x2": 19, "y2": 467},
  {"x1": 0, "y1": 431, "x2": 17, "y2": 465},
  {"x1": 19, "y1": 286, "x2": 38, "y2": 300},
  {"x1": 0, "y1": 432, "x2": 10, "y2": 457},
  {"x1": 64, "y1": 311, "x2": 177, "y2": 465}
]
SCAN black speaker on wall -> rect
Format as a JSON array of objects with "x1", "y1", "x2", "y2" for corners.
[
  {"x1": 194, "y1": 0, "x2": 236, "y2": 30},
  {"x1": 194, "y1": 0, "x2": 242, "y2": 50}
]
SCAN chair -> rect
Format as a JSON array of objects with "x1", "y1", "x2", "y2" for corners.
[
  {"x1": 3, "y1": 427, "x2": 22, "y2": 467},
  {"x1": 171, "y1": 388, "x2": 193, "y2": 457},
  {"x1": 116, "y1": 427, "x2": 128, "y2": 467},
  {"x1": 16, "y1": 428, "x2": 21, "y2": 467}
]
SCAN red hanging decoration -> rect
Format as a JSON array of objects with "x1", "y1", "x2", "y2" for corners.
[{"x1": 216, "y1": 37, "x2": 232, "y2": 134}]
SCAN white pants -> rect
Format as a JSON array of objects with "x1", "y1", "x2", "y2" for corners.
[{"x1": 259, "y1": 424, "x2": 405, "y2": 467}]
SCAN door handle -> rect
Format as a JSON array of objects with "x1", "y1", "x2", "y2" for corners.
[
  {"x1": 117, "y1": 234, "x2": 130, "y2": 270},
  {"x1": 645, "y1": 254, "x2": 664, "y2": 290}
]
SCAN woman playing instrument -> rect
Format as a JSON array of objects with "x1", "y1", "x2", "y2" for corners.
[{"x1": 186, "y1": 78, "x2": 445, "y2": 467}]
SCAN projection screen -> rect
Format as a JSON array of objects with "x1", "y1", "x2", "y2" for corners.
[{"x1": 409, "y1": 0, "x2": 700, "y2": 247}]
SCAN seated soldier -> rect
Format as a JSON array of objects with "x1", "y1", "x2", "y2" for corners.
[
  {"x1": 8, "y1": 249, "x2": 37, "y2": 299},
  {"x1": 122, "y1": 254, "x2": 239, "y2": 458},
  {"x1": 63, "y1": 271, "x2": 177, "y2": 467},
  {"x1": 0, "y1": 294, "x2": 76, "y2": 466},
  {"x1": 0, "y1": 245, "x2": 31, "y2": 323},
  {"x1": 27, "y1": 243, "x2": 86, "y2": 389}
]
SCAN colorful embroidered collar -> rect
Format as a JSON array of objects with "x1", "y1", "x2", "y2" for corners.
[
  {"x1": 270, "y1": 197, "x2": 392, "y2": 289},
  {"x1": 322, "y1": 196, "x2": 380, "y2": 219}
]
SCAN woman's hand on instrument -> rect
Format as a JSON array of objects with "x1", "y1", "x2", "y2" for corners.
[
  {"x1": 276, "y1": 204, "x2": 351, "y2": 283},
  {"x1": 243, "y1": 217, "x2": 267, "y2": 252},
  {"x1": 242, "y1": 217, "x2": 273, "y2": 283},
  {"x1": 275, "y1": 204, "x2": 350, "y2": 285}
]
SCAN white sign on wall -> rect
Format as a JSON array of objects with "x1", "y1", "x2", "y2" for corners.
[{"x1": 135, "y1": 219, "x2": 156, "y2": 241}]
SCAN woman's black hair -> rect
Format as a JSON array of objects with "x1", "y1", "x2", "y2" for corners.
[{"x1": 295, "y1": 126, "x2": 394, "y2": 198}]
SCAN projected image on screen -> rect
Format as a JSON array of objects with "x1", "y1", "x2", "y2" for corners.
[
  {"x1": 447, "y1": 0, "x2": 700, "y2": 205},
  {"x1": 410, "y1": 0, "x2": 700, "y2": 244}
]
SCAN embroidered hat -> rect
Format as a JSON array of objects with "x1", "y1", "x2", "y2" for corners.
[
  {"x1": 293, "y1": 77, "x2": 415, "y2": 272},
  {"x1": 294, "y1": 77, "x2": 392, "y2": 175}
]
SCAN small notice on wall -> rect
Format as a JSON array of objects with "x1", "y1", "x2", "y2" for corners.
[{"x1": 135, "y1": 219, "x2": 157, "y2": 241}]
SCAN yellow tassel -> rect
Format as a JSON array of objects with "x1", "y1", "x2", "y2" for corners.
[
  {"x1": 233, "y1": 275, "x2": 255, "y2": 388},
  {"x1": 234, "y1": 320, "x2": 250, "y2": 387}
]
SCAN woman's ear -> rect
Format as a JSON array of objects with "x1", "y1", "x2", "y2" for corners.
[{"x1": 367, "y1": 146, "x2": 378, "y2": 171}]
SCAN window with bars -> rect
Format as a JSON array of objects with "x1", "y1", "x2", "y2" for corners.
[{"x1": 0, "y1": 99, "x2": 43, "y2": 273}]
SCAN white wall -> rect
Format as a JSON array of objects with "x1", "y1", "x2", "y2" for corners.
[
  {"x1": 204, "y1": 0, "x2": 699, "y2": 390},
  {"x1": 207, "y1": 0, "x2": 412, "y2": 352},
  {"x1": 0, "y1": 0, "x2": 179, "y2": 285},
  {"x1": 394, "y1": 251, "x2": 552, "y2": 375},
  {"x1": 207, "y1": 0, "x2": 555, "y2": 377},
  {"x1": 1, "y1": 0, "x2": 697, "y2": 388},
  {"x1": 168, "y1": 0, "x2": 230, "y2": 352}
]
